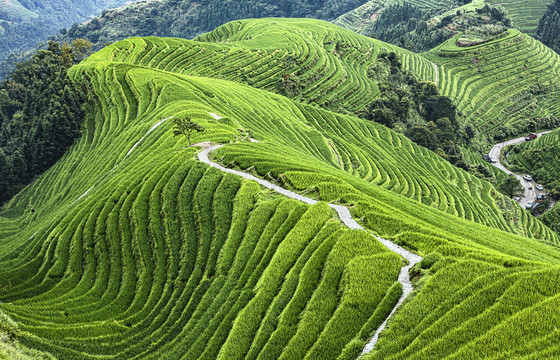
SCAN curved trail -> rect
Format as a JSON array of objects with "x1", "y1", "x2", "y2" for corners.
[
  {"x1": 488, "y1": 131, "x2": 551, "y2": 207},
  {"x1": 431, "y1": 61, "x2": 439, "y2": 84},
  {"x1": 198, "y1": 144, "x2": 422, "y2": 355}
]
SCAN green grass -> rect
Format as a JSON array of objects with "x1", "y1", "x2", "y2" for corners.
[{"x1": 1, "y1": 17, "x2": 560, "y2": 359}]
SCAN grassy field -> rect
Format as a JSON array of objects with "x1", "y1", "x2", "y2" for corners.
[
  {"x1": 424, "y1": 28, "x2": 560, "y2": 140},
  {"x1": 1, "y1": 18, "x2": 560, "y2": 359}
]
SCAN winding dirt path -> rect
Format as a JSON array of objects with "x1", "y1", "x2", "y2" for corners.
[
  {"x1": 488, "y1": 131, "x2": 551, "y2": 207},
  {"x1": 431, "y1": 61, "x2": 439, "y2": 84},
  {"x1": 198, "y1": 144, "x2": 422, "y2": 356},
  {"x1": 127, "y1": 116, "x2": 173, "y2": 156}
]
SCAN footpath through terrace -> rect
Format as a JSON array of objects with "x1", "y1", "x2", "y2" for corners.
[{"x1": 198, "y1": 143, "x2": 423, "y2": 356}]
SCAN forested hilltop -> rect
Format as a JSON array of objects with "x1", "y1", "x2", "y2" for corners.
[
  {"x1": 536, "y1": 0, "x2": 560, "y2": 54},
  {"x1": 50, "y1": 0, "x2": 368, "y2": 59},
  {"x1": 334, "y1": 0, "x2": 548, "y2": 50},
  {"x1": 0, "y1": 39, "x2": 91, "y2": 204},
  {"x1": 0, "y1": 0, "x2": 134, "y2": 71}
]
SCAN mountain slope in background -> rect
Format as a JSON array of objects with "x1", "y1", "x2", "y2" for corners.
[
  {"x1": 0, "y1": 0, "x2": 137, "y2": 65},
  {"x1": 424, "y1": 28, "x2": 560, "y2": 141},
  {"x1": 50, "y1": 0, "x2": 368, "y2": 56}
]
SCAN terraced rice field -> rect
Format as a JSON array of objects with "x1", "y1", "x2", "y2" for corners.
[
  {"x1": 96, "y1": 18, "x2": 436, "y2": 114},
  {"x1": 332, "y1": 0, "x2": 459, "y2": 33},
  {"x1": 2, "y1": 18, "x2": 560, "y2": 359},
  {"x1": 486, "y1": 0, "x2": 549, "y2": 34},
  {"x1": 424, "y1": 29, "x2": 560, "y2": 139},
  {"x1": 86, "y1": 19, "x2": 558, "y2": 241},
  {"x1": 507, "y1": 128, "x2": 560, "y2": 182}
]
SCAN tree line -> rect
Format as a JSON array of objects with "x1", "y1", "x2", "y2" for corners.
[
  {"x1": 0, "y1": 39, "x2": 91, "y2": 205},
  {"x1": 537, "y1": 0, "x2": 560, "y2": 54},
  {"x1": 359, "y1": 50, "x2": 492, "y2": 180},
  {"x1": 367, "y1": 3, "x2": 513, "y2": 53}
]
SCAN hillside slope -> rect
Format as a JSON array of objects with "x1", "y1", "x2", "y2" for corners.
[
  {"x1": 536, "y1": 0, "x2": 560, "y2": 54},
  {"x1": 89, "y1": 19, "x2": 549, "y2": 238},
  {"x1": 1, "y1": 18, "x2": 560, "y2": 359},
  {"x1": 424, "y1": 28, "x2": 560, "y2": 140},
  {"x1": 506, "y1": 129, "x2": 560, "y2": 232},
  {"x1": 0, "y1": 0, "x2": 134, "y2": 64},
  {"x1": 335, "y1": 0, "x2": 546, "y2": 38}
]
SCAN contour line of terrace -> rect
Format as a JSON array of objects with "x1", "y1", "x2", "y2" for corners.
[{"x1": 197, "y1": 142, "x2": 423, "y2": 356}]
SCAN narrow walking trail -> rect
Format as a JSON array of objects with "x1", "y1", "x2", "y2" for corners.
[
  {"x1": 431, "y1": 61, "x2": 439, "y2": 84},
  {"x1": 127, "y1": 116, "x2": 173, "y2": 156},
  {"x1": 198, "y1": 144, "x2": 422, "y2": 356},
  {"x1": 488, "y1": 131, "x2": 551, "y2": 207}
]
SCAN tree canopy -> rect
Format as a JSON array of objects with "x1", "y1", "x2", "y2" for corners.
[
  {"x1": 173, "y1": 116, "x2": 205, "y2": 147},
  {"x1": 0, "y1": 40, "x2": 90, "y2": 205}
]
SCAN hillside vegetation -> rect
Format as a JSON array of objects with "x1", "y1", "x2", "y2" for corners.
[
  {"x1": 0, "y1": 0, "x2": 132, "y2": 67},
  {"x1": 506, "y1": 129, "x2": 560, "y2": 232},
  {"x1": 333, "y1": 0, "x2": 460, "y2": 35},
  {"x1": 2, "y1": 18, "x2": 560, "y2": 359},
  {"x1": 424, "y1": 28, "x2": 560, "y2": 141},
  {"x1": 486, "y1": 0, "x2": 549, "y2": 34},
  {"x1": 536, "y1": 0, "x2": 560, "y2": 54},
  {"x1": 52, "y1": 0, "x2": 369, "y2": 62},
  {"x1": 90, "y1": 19, "x2": 545, "y2": 238}
]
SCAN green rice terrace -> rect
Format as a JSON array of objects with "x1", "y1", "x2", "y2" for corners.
[
  {"x1": 97, "y1": 18, "x2": 436, "y2": 114},
  {"x1": 424, "y1": 28, "x2": 560, "y2": 140},
  {"x1": 2, "y1": 18, "x2": 560, "y2": 359},
  {"x1": 485, "y1": 0, "x2": 549, "y2": 35},
  {"x1": 332, "y1": 0, "x2": 460, "y2": 34}
]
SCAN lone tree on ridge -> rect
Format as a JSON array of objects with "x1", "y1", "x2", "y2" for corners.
[{"x1": 173, "y1": 116, "x2": 205, "y2": 147}]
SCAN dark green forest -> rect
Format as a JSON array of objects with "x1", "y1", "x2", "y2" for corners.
[
  {"x1": 537, "y1": 0, "x2": 560, "y2": 54},
  {"x1": 368, "y1": 3, "x2": 512, "y2": 52},
  {"x1": 0, "y1": 0, "x2": 130, "y2": 72},
  {"x1": 55, "y1": 0, "x2": 368, "y2": 54},
  {"x1": 0, "y1": 40, "x2": 91, "y2": 204}
]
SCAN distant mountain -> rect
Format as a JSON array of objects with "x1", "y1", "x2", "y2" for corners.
[
  {"x1": 536, "y1": 0, "x2": 560, "y2": 54},
  {"x1": 52, "y1": 0, "x2": 368, "y2": 55},
  {"x1": 0, "y1": 0, "x2": 138, "y2": 67}
]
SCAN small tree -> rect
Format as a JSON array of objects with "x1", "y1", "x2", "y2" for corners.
[
  {"x1": 498, "y1": 174, "x2": 524, "y2": 198},
  {"x1": 173, "y1": 116, "x2": 205, "y2": 146}
]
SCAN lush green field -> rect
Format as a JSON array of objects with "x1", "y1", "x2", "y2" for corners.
[
  {"x1": 2, "y1": 18, "x2": 560, "y2": 359},
  {"x1": 424, "y1": 29, "x2": 560, "y2": 140},
  {"x1": 91, "y1": 19, "x2": 555, "y2": 241},
  {"x1": 91, "y1": 18, "x2": 436, "y2": 114},
  {"x1": 486, "y1": 0, "x2": 549, "y2": 35}
]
